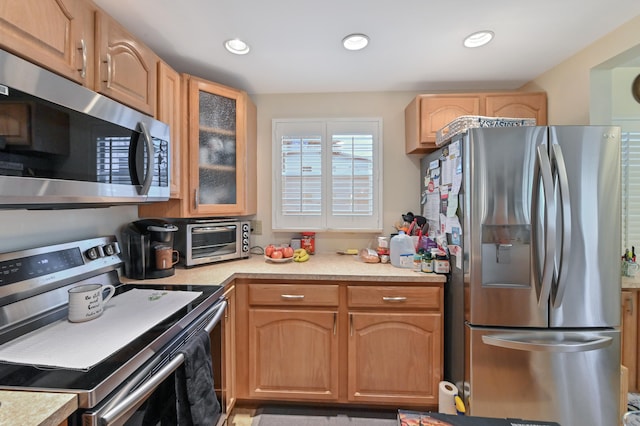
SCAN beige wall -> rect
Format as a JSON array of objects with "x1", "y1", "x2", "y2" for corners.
[
  {"x1": 251, "y1": 91, "x2": 423, "y2": 253},
  {"x1": 0, "y1": 206, "x2": 139, "y2": 253},
  {"x1": 521, "y1": 14, "x2": 640, "y2": 124}
]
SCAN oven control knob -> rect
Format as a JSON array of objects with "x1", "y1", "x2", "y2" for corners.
[
  {"x1": 85, "y1": 246, "x2": 101, "y2": 260},
  {"x1": 103, "y1": 244, "x2": 115, "y2": 256}
]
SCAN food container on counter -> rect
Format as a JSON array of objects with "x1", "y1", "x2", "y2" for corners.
[
  {"x1": 301, "y1": 232, "x2": 315, "y2": 254},
  {"x1": 434, "y1": 255, "x2": 450, "y2": 274}
]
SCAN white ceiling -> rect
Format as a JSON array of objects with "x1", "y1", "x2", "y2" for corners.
[{"x1": 91, "y1": 0, "x2": 640, "y2": 96}]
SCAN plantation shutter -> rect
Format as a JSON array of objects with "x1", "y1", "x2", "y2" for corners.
[
  {"x1": 622, "y1": 130, "x2": 640, "y2": 252},
  {"x1": 273, "y1": 119, "x2": 382, "y2": 231}
]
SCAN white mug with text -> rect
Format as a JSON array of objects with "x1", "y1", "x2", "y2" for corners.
[{"x1": 68, "y1": 283, "x2": 116, "y2": 322}]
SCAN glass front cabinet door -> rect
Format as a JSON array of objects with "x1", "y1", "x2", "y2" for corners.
[{"x1": 187, "y1": 76, "x2": 257, "y2": 216}]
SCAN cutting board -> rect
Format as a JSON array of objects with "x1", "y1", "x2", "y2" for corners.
[{"x1": 0, "y1": 289, "x2": 202, "y2": 371}]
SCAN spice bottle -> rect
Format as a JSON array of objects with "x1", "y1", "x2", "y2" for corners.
[{"x1": 421, "y1": 252, "x2": 434, "y2": 273}]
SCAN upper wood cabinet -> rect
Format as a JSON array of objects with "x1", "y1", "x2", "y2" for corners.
[
  {"x1": 405, "y1": 91, "x2": 547, "y2": 154},
  {"x1": 156, "y1": 60, "x2": 182, "y2": 198},
  {"x1": 94, "y1": 9, "x2": 157, "y2": 116},
  {"x1": 0, "y1": 0, "x2": 95, "y2": 86},
  {"x1": 484, "y1": 92, "x2": 547, "y2": 120},
  {"x1": 139, "y1": 75, "x2": 257, "y2": 218}
]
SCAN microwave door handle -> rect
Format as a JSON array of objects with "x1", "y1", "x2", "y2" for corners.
[
  {"x1": 550, "y1": 144, "x2": 572, "y2": 308},
  {"x1": 536, "y1": 145, "x2": 555, "y2": 307},
  {"x1": 137, "y1": 121, "x2": 154, "y2": 196}
]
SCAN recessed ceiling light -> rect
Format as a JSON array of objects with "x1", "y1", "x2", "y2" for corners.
[
  {"x1": 342, "y1": 33, "x2": 369, "y2": 51},
  {"x1": 463, "y1": 30, "x2": 494, "y2": 48},
  {"x1": 224, "y1": 38, "x2": 250, "y2": 55}
]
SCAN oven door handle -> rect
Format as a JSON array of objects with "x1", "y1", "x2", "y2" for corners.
[{"x1": 98, "y1": 299, "x2": 227, "y2": 425}]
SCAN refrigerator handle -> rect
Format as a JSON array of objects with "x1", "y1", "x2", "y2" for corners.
[
  {"x1": 482, "y1": 334, "x2": 612, "y2": 353},
  {"x1": 550, "y1": 144, "x2": 572, "y2": 308},
  {"x1": 534, "y1": 145, "x2": 556, "y2": 307}
]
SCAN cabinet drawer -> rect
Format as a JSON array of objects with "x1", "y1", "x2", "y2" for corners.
[
  {"x1": 249, "y1": 284, "x2": 339, "y2": 307},
  {"x1": 348, "y1": 286, "x2": 441, "y2": 309}
]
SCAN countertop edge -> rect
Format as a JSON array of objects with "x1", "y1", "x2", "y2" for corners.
[{"x1": 0, "y1": 390, "x2": 77, "y2": 426}]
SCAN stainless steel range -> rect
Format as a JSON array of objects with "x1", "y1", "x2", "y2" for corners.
[{"x1": 0, "y1": 235, "x2": 227, "y2": 425}]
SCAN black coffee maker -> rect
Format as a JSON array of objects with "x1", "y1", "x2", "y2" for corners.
[{"x1": 121, "y1": 218, "x2": 179, "y2": 279}]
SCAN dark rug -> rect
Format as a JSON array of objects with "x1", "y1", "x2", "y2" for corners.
[{"x1": 251, "y1": 405, "x2": 398, "y2": 426}]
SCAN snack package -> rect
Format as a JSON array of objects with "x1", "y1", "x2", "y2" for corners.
[{"x1": 358, "y1": 248, "x2": 380, "y2": 263}]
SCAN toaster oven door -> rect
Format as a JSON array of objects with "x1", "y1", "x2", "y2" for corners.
[{"x1": 188, "y1": 225, "x2": 240, "y2": 264}]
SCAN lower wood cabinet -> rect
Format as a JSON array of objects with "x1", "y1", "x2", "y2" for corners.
[
  {"x1": 235, "y1": 280, "x2": 443, "y2": 408},
  {"x1": 347, "y1": 285, "x2": 442, "y2": 405},
  {"x1": 249, "y1": 309, "x2": 339, "y2": 400},
  {"x1": 622, "y1": 289, "x2": 638, "y2": 391}
]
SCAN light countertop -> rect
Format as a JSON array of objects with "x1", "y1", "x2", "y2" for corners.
[
  {"x1": 4, "y1": 253, "x2": 444, "y2": 425},
  {"x1": 623, "y1": 276, "x2": 640, "y2": 289},
  {"x1": 121, "y1": 252, "x2": 447, "y2": 285},
  {"x1": 0, "y1": 391, "x2": 76, "y2": 426}
]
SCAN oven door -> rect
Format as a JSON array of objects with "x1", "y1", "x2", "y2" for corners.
[{"x1": 77, "y1": 297, "x2": 227, "y2": 426}]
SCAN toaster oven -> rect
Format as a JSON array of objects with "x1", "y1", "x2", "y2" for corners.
[{"x1": 173, "y1": 219, "x2": 250, "y2": 267}]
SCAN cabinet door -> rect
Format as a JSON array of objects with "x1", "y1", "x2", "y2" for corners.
[
  {"x1": 157, "y1": 61, "x2": 181, "y2": 198},
  {"x1": 405, "y1": 95, "x2": 481, "y2": 154},
  {"x1": 484, "y1": 92, "x2": 547, "y2": 125},
  {"x1": 420, "y1": 95, "x2": 481, "y2": 143},
  {"x1": 348, "y1": 312, "x2": 441, "y2": 405},
  {"x1": 249, "y1": 309, "x2": 339, "y2": 400},
  {"x1": 95, "y1": 10, "x2": 157, "y2": 116},
  {"x1": 622, "y1": 290, "x2": 638, "y2": 391},
  {"x1": 187, "y1": 77, "x2": 257, "y2": 216},
  {"x1": 0, "y1": 0, "x2": 92, "y2": 85}
]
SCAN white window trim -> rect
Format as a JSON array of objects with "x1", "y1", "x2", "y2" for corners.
[
  {"x1": 617, "y1": 118, "x2": 640, "y2": 253},
  {"x1": 272, "y1": 118, "x2": 383, "y2": 232}
]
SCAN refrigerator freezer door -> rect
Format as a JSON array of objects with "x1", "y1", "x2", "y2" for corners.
[
  {"x1": 548, "y1": 126, "x2": 621, "y2": 328},
  {"x1": 467, "y1": 127, "x2": 548, "y2": 327},
  {"x1": 467, "y1": 326, "x2": 620, "y2": 426}
]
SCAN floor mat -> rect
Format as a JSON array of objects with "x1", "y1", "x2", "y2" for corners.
[
  {"x1": 627, "y1": 393, "x2": 640, "y2": 425},
  {"x1": 251, "y1": 405, "x2": 398, "y2": 426}
]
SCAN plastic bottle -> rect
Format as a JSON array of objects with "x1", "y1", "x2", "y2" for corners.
[{"x1": 390, "y1": 231, "x2": 416, "y2": 268}]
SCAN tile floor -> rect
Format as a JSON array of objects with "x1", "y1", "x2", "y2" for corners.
[{"x1": 227, "y1": 407, "x2": 257, "y2": 426}]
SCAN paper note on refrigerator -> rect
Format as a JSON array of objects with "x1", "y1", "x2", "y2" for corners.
[{"x1": 424, "y1": 190, "x2": 440, "y2": 221}]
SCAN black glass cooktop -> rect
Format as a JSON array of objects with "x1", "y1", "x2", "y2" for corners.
[{"x1": 0, "y1": 282, "x2": 224, "y2": 408}]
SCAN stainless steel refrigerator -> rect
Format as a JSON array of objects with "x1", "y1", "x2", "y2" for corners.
[{"x1": 421, "y1": 125, "x2": 621, "y2": 426}]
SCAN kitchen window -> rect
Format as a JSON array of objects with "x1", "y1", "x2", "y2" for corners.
[
  {"x1": 621, "y1": 129, "x2": 640, "y2": 251},
  {"x1": 272, "y1": 118, "x2": 383, "y2": 231}
]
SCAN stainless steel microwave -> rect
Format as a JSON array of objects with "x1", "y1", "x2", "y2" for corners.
[
  {"x1": 173, "y1": 219, "x2": 251, "y2": 267},
  {"x1": 0, "y1": 48, "x2": 170, "y2": 208}
]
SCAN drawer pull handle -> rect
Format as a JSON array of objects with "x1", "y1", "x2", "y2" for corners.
[
  {"x1": 382, "y1": 296, "x2": 407, "y2": 302},
  {"x1": 281, "y1": 294, "x2": 305, "y2": 300}
]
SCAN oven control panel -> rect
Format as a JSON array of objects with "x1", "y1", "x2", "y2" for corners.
[
  {"x1": 0, "y1": 237, "x2": 122, "y2": 292},
  {"x1": 0, "y1": 247, "x2": 84, "y2": 286}
]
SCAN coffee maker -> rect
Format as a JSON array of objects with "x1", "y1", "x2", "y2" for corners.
[{"x1": 121, "y1": 218, "x2": 179, "y2": 279}]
